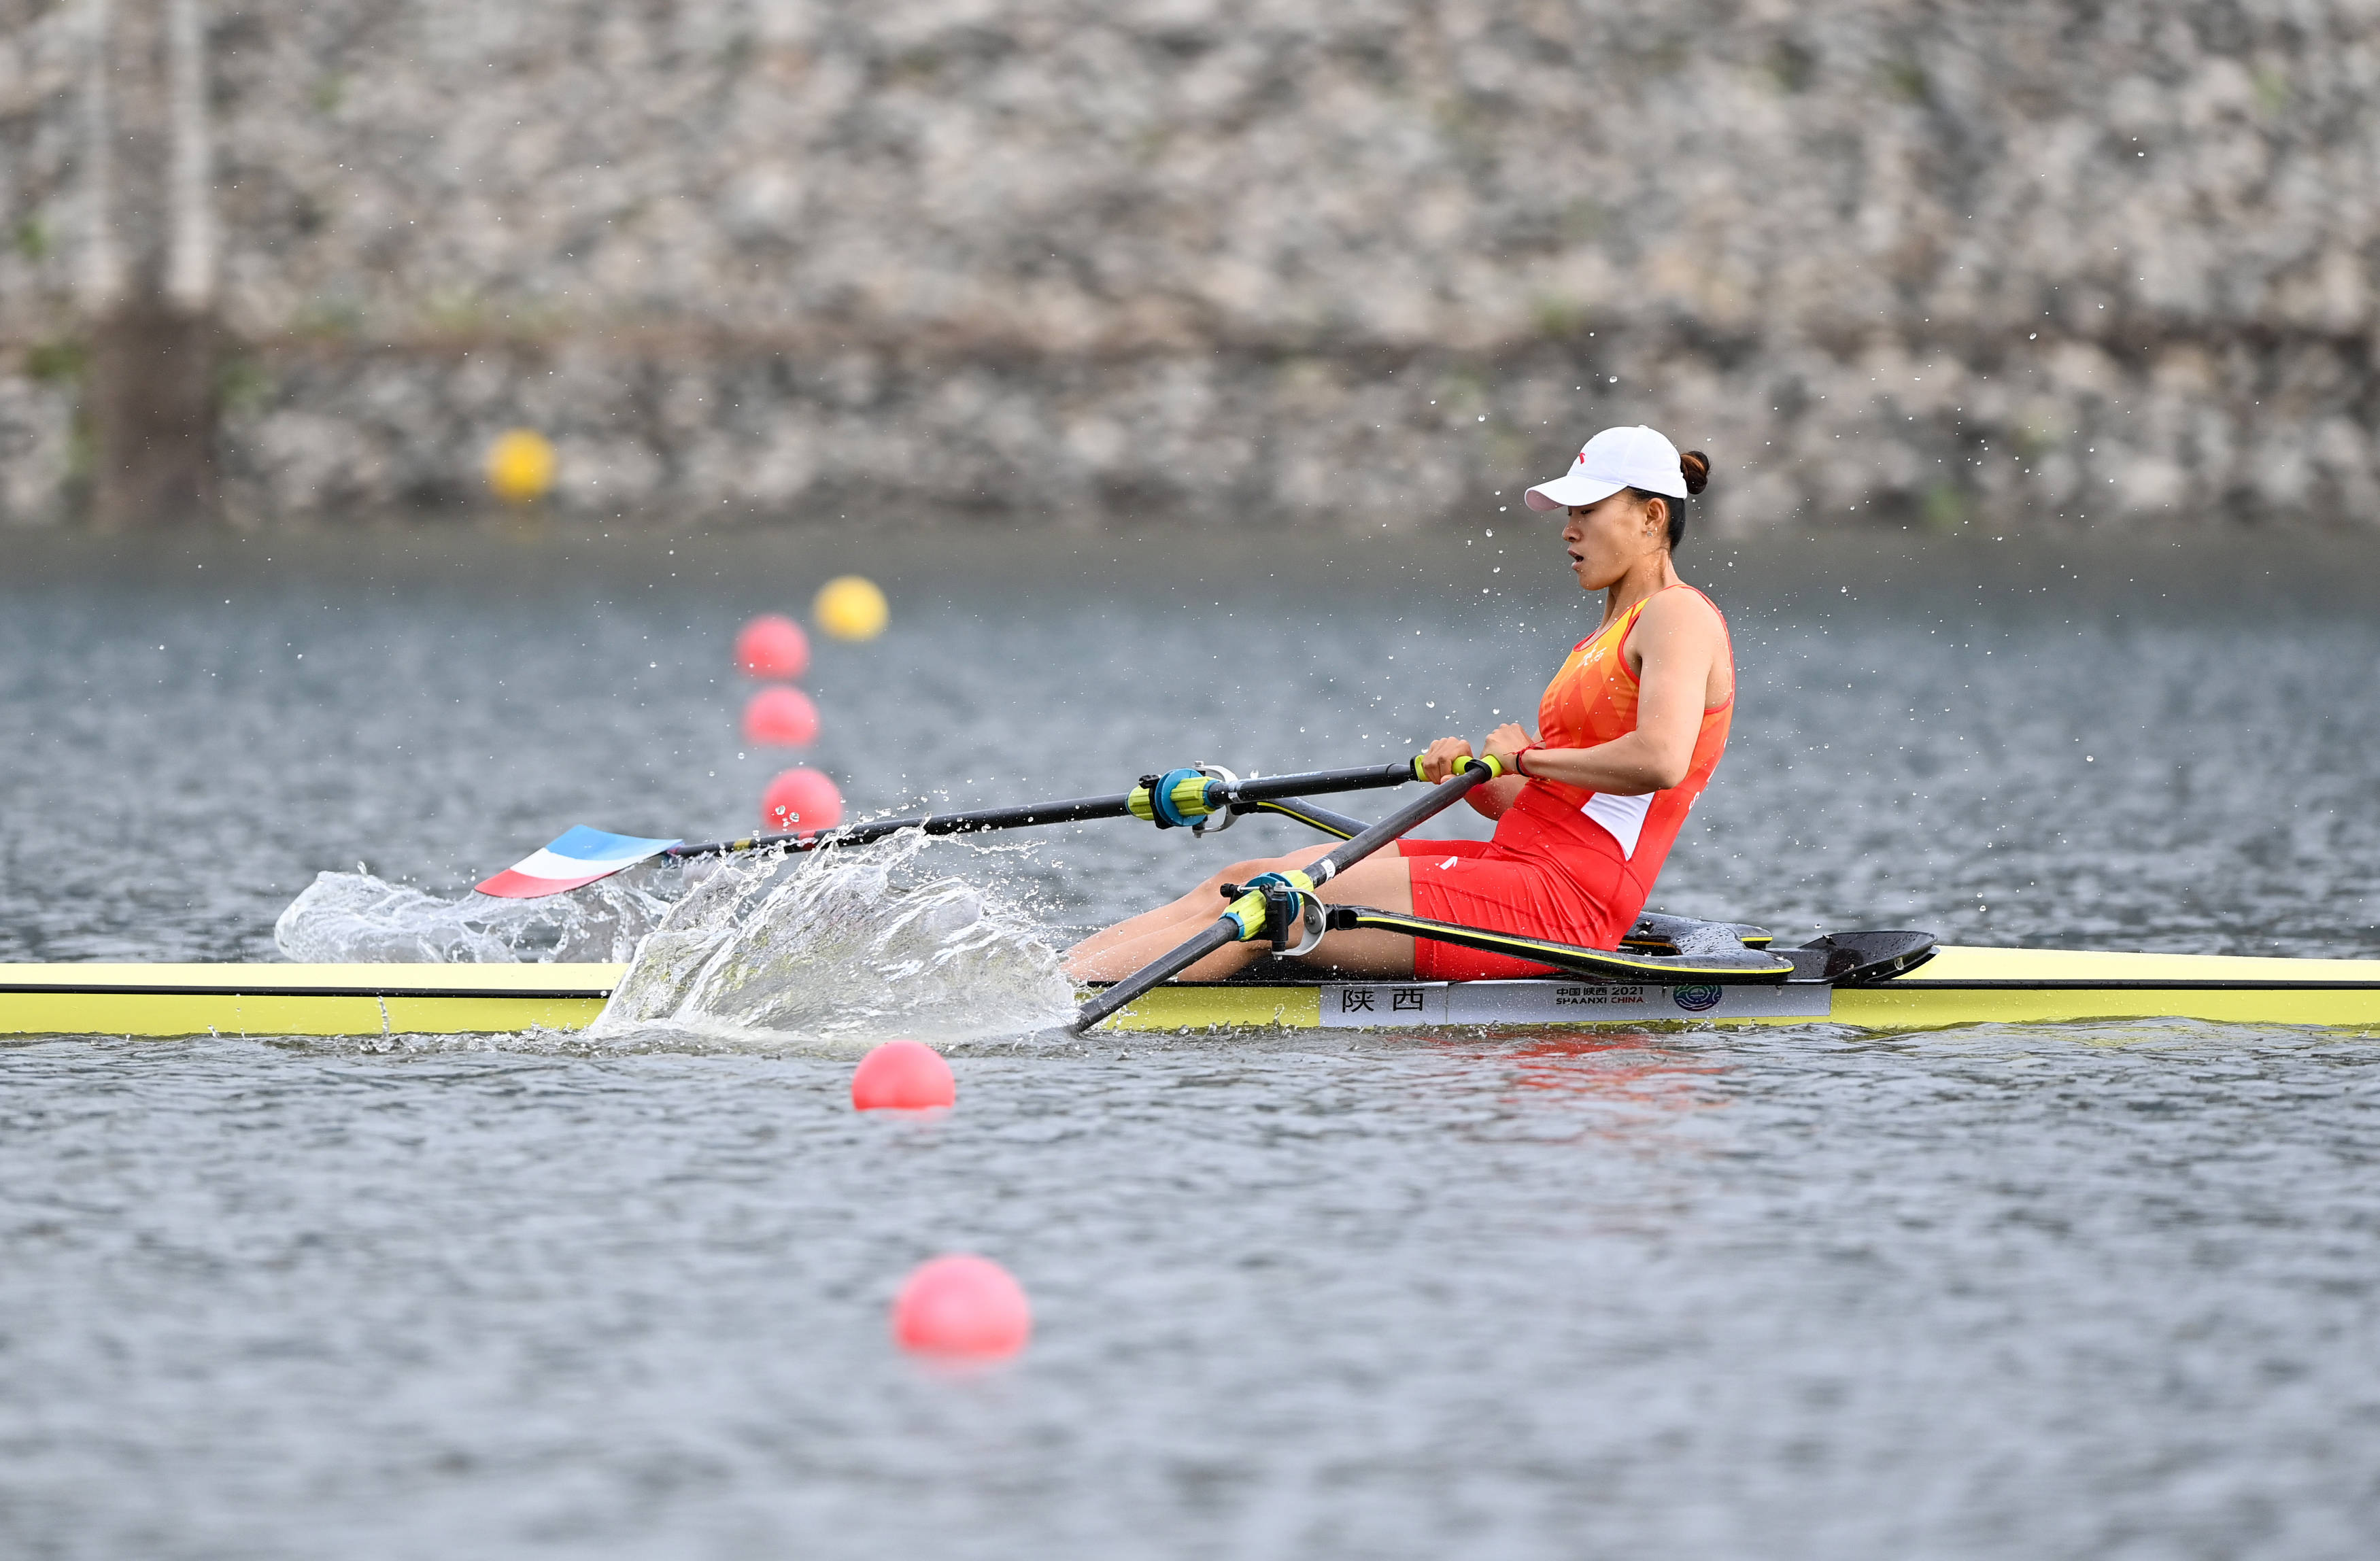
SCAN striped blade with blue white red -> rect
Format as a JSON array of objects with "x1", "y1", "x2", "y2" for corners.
[{"x1": 475, "y1": 826, "x2": 683, "y2": 899}]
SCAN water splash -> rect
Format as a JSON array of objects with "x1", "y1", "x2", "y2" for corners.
[
  {"x1": 273, "y1": 868, "x2": 677, "y2": 963},
  {"x1": 588, "y1": 834, "x2": 1076, "y2": 1050}
]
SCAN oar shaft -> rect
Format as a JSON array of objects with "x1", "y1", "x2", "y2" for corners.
[
  {"x1": 666, "y1": 758, "x2": 1427, "y2": 861},
  {"x1": 1228, "y1": 763, "x2": 1416, "y2": 803},
  {"x1": 1070, "y1": 922, "x2": 1240, "y2": 1035},
  {"x1": 1072, "y1": 757, "x2": 1499, "y2": 1033},
  {"x1": 666, "y1": 793, "x2": 1134, "y2": 861},
  {"x1": 1299, "y1": 764, "x2": 1497, "y2": 887}
]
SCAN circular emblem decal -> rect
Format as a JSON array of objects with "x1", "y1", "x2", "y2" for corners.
[{"x1": 1671, "y1": 984, "x2": 1722, "y2": 1013}]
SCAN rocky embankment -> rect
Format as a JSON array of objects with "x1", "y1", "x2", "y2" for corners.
[{"x1": 2, "y1": 0, "x2": 2376, "y2": 531}]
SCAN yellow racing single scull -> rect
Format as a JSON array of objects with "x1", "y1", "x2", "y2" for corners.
[{"x1": 3, "y1": 944, "x2": 2377, "y2": 1038}]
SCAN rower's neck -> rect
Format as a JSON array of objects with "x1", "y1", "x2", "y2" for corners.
[{"x1": 1597, "y1": 551, "x2": 1684, "y2": 631}]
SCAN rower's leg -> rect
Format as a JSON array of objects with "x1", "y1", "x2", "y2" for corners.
[
  {"x1": 1064, "y1": 844, "x2": 1336, "y2": 979},
  {"x1": 1170, "y1": 848, "x2": 1421, "y2": 980},
  {"x1": 1287, "y1": 849, "x2": 1417, "y2": 978},
  {"x1": 1062, "y1": 845, "x2": 1423, "y2": 982}
]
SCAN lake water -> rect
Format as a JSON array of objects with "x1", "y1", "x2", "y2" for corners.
[{"x1": 3, "y1": 526, "x2": 2377, "y2": 1558}]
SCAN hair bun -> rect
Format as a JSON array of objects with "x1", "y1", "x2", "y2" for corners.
[{"x1": 1679, "y1": 449, "x2": 1711, "y2": 496}]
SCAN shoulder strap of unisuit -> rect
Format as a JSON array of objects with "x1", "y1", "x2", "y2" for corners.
[{"x1": 1615, "y1": 583, "x2": 1692, "y2": 664}]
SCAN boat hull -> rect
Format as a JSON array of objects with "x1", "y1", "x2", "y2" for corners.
[
  {"x1": 0, "y1": 965, "x2": 621, "y2": 1038},
  {"x1": 3, "y1": 946, "x2": 2377, "y2": 1038},
  {"x1": 1106, "y1": 944, "x2": 2380, "y2": 1031}
]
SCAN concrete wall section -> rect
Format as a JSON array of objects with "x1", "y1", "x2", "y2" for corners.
[{"x1": 1, "y1": 1, "x2": 2376, "y2": 528}]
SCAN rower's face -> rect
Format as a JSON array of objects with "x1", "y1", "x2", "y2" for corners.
[{"x1": 1563, "y1": 493, "x2": 1664, "y2": 589}]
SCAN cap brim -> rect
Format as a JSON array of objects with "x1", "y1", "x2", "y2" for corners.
[{"x1": 1523, "y1": 473, "x2": 1625, "y2": 512}]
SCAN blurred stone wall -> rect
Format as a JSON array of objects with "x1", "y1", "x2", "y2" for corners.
[{"x1": 3, "y1": 0, "x2": 2377, "y2": 530}]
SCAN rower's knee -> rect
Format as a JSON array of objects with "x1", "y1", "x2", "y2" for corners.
[{"x1": 1202, "y1": 855, "x2": 1289, "y2": 892}]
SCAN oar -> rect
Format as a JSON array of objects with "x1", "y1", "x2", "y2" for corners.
[
  {"x1": 667, "y1": 760, "x2": 1420, "y2": 861},
  {"x1": 475, "y1": 759, "x2": 1428, "y2": 899},
  {"x1": 1071, "y1": 755, "x2": 1508, "y2": 1033}
]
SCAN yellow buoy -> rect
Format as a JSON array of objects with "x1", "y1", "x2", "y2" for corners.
[
  {"x1": 814, "y1": 574, "x2": 889, "y2": 642},
  {"x1": 485, "y1": 429, "x2": 556, "y2": 504}
]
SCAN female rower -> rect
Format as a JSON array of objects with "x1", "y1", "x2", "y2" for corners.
[{"x1": 1064, "y1": 424, "x2": 1732, "y2": 983}]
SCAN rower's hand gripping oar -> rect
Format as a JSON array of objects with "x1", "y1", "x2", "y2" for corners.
[
  {"x1": 1070, "y1": 755, "x2": 1510, "y2": 1033},
  {"x1": 475, "y1": 758, "x2": 1426, "y2": 899}
]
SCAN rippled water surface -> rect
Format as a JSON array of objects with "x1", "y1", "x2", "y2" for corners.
[{"x1": 4, "y1": 529, "x2": 2379, "y2": 1558}]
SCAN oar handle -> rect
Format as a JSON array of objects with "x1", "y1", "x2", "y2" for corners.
[
  {"x1": 1299, "y1": 755, "x2": 1505, "y2": 889},
  {"x1": 1072, "y1": 756, "x2": 1504, "y2": 1033}
]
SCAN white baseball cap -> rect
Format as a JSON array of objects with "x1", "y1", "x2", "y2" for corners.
[{"x1": 1523, "y1": 425, "x2": 1688, "y2": 510}]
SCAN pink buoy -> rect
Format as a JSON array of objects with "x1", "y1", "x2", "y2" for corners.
[
  {"x1": 742, "y1": 685, "x2": 820, "y2": 747},
  {"x1": 760, "y1": 768, "x2": 843, "y2": 835},
  {"x1": 892, "y1": 1255, "x2": 1031, "y2": 1358},
  {"x1": 734, "y1": 614, "x2": 810, "y2": 681},
  {"x1": 851, "y1": 1040, "x2": 955, "y2": 1111}
]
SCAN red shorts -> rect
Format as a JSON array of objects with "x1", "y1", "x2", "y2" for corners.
[{"x1": 1397, "y1": 827, "x2": 1644, "y2": 981}]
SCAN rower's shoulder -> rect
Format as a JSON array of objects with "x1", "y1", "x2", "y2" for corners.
[{"x1": 1639, "y1": 583, "x2": 1729, "y2": 636}]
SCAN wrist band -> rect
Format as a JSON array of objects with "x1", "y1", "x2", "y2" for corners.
[{"x1": 1513, "y1": 744, "x2": 1538, "y2": 777}]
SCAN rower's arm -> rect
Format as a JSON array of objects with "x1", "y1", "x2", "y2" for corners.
[{"x1": 1486, "y1": 594, "x2": 1719, "y2": 795}]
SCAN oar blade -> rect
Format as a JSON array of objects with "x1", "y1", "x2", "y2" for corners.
[{"x1": 475, "y1": 826, "x2": 683, "y2": 899}]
